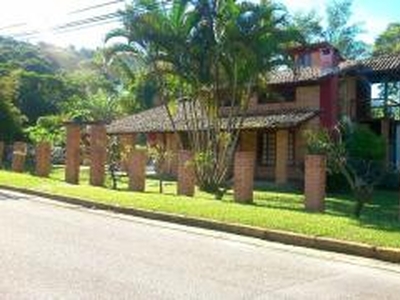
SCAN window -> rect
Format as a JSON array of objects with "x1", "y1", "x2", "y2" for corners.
[
  {"x1": 258, "y1": 132, "x2": 276, "y2": 166},
  {"x1": 297, "y1": 53, "x2": 312, "y2": 67},
  {"x1": 258, "y1": 85, "x2": 296, "y2": 104},
  {"x1": 258, "y1": 131, "x2": 295, "y2": 166},
  {"x1": 370, "y1": 81, "x2": 400, "y2": 119}
]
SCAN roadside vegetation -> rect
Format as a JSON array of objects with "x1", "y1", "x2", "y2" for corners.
[{"x1": 0, "y1": 168, "x2": 399, "y2": 249}]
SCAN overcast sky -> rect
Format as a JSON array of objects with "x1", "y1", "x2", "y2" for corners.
[{"x1": 0, "y1": 0, "x2": 398, "y2": 49}]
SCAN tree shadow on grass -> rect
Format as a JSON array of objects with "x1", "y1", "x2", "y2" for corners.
[
  {"x1": 326, "y1": 190, "x2": 400, "y2": 233},
  {"x1": 47, "y1": 168, "x2": 400, "y2": 234}
]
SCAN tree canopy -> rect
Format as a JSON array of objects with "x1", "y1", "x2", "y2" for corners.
[
  {"x1": 106, "y1": 0, "x2": 300, "y2": 194},
  {"x1": 291, "y1": 0, "x2": 370, "y2": 59},
  {"x1": 373, "y1": 23, "x2": 400, "y2": 56},
  {"x1": 0, "y1": 35, "x2": 130, "y2": 142}
]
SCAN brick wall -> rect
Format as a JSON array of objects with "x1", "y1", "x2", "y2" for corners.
[
  {"x1": 304, "y1": 154, "x2": 326, "y2": 212},
  {"x1": 165, "y1": 133, "x2": 179, "y2": 177},
  {"x1": 35, "y1": 142, "x2": 51, "y2": 177},
  {"x1": 12, "y1": 142, "x2": 27, "y2": 173},
  {"x1": 234, "y1": 151, "x2": 255, "y2": 203},
  {"x1": 90, "y1": 124, "x2": 107, "y2": 187},
  {"x1": 128, "y1": 149, "x2": 147, "y2": 192},
  {"x1": 177, "y1": 150, "x2": 195, "y2": 197},
  {"x1": 239, "y1": 130, "x2": 257, "y2": 151},
  {"x1": 65, "y1": 123, "x2": 81, "y2": 184},
  {"x1": 246, "y1": 85, "x2": 320, "y2": 112}
]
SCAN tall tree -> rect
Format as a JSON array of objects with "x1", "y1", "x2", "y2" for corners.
[
  {"x1": 291, "y1": 0, "x2": 370, "y2": 59},
  {"x1": 106, "y1": 0, "x2": 298, "y2": 195},
  {"x1": 373, "y1": 23, "x2": 400, "y2": 56},
  {"x1": 291, "y1": 10, "x2": 324, "y2": 44},
  {"x1": 0, "y1": 73, "x2": 25, "y2": 141},
  {"x1": 325, "y1": 0, "x2": 370, "y2": 59}
]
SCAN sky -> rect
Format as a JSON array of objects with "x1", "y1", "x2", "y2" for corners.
[
  {"x1": 0, "y1": 0, "x2": 399, "y2": 49},
  {"x1": 0, "y1": 0, "x2": 126, "y2": 49},
  {"x1": 280, "y1": 0, "x2": 400, "y2": 44}
]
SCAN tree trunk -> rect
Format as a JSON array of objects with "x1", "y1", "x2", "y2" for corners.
[
  {"x1": 159, "y1": 177, "x2": 163, "y2": 194},
  {"x1": 354, "y1": 197, "x2": 364, "y2": 218}
]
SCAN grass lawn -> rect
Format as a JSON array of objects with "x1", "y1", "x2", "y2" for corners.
[{"x1": 1, "y1": 166, "x2": 400, "y2": 248}]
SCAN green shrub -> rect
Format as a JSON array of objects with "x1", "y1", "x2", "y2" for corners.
[
  {"x1": 326, "y1": 173, "x2": 350, "y2": 193},
  {"x1": 346, "y1": 125, "x2": 386, "y2": 161},
  {"x1": 377, "y1": 169, "x2": 400, "y2": 191}
]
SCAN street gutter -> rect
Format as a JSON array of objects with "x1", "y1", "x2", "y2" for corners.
[{"x1": 1, "y1": 184, "x2": 399, "y2": 264}]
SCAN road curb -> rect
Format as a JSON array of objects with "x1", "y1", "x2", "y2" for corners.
[{"x1": 1, "y1": 185, "x2": 400, "y2": 264}]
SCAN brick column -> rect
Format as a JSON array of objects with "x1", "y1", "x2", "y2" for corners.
[
  {"x1": 304, "y1": 154, "x2": 326, "y2": 212},
  {"x1": 90, "y1": 124, "x2": 107, "y2": 186},
  {"x1": 0, "y1": 141, "x2": 4, "y2": 168},
  {"x1": 239, "y1": 131, "x2": 257, "y2": 151},
  {"x1": 119, "y1": 133, "x2": 136, "y2": 171},
  {"x1": 166, "y1": 133, "x2": 179, "y2": 177},
  {"x1": 12, "y1": 142, "x2": 27, "y2": 173},
  {"x1": 35, "y1": 141, "x2": 51, "y2": 177},
  {"x1": 65, "y1": 123, "x2": 81, "y2": 184},
  {"x1": 234, "y1": 151, "x2": 255, "y2": 204},
  {"x1": 177, "y1": 150, "x2": 195, "y2": 197},
  {"x1": 128, "y1": 149, "x2": 147, "y2": 192},
  {"x1": 275, "y1": 129, "x2": 288, "y2": 184}
]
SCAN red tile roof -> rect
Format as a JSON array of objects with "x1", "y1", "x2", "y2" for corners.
[{"x1": 107, "y1": 105, "x2": 318, "y2": 134}]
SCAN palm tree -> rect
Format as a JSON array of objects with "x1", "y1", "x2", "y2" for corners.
[{"x1": 106, "y1": 0, "x2": 299, "y2": 197}]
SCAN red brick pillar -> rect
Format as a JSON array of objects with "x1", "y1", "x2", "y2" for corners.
[
  {"x1": 65, "y1": 123, "x2": 81, "y2": 184},
  {"x1": 275, "y1": 129, "x2": 289, "y2": 184},
  {"x1": 234, "y1": 151, "x2": 255, "y2": 203},
  {"x1": 12, "y1": 142, "x2": 27, "y2": 173},
  {"x1": 166, "y1": 133, "x2": 179, "y2": 177},
  {"x1": 305, "y1": 154, "x2": 326, "y2": 212},
  {"x1": 90, "y1": 124, "x2": 107, "y2": 186},
  {"x1": 35, "y1": 142, "x2": 52, "y2": 177},
  {"x1": 0, "y1": 141, "x2": 4, "y2": 168},
  {"x1": 119, "y1": 133, "x2": 136, "y2": 171},
  {"x1": 177, "y1": 150, "x2": 195, "y2": 197},
  {"x1": 128, "y1": 149, "x2": 147, "y2": 192}
]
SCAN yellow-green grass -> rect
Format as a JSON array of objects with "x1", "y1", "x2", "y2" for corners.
[{"x1": 1, "y1": 167, "x2": 399, "y2": 248}]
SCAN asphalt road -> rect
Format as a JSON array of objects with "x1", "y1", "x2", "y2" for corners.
[{"x1": 1, "y1": 189, "x2": 400, "y2": 300}]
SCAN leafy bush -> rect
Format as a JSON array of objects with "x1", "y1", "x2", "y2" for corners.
[
  {"x1": 326, "y1": 173, "x2": 351, "y2": 193},
  {"x1": 25, "y1": 115, "x2": 65, "y2": 145},
  {"x1": 305, "y1": 123, "x2": 387, "y2": 218},
  {"x1": 345, "y1": 125, "x2": 386, "y2": 161},
  {"x1": 377, "y1": 168, "x2": 400, "y2": 191},
  {"x1": 304, "y1": 129, "x2": 331, "y2": 155}
]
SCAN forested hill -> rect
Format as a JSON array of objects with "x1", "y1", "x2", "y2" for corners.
[
  {"x1": 0, "y1": 36, "x2": 57, "y2": 74},
  {"x1": 0, "y1": 36, "x2": 94, "y2": 141},
  {"x1": 0, "y1": 37, "x2": 94, "y2": 74},
  {"x1": 37, "y1": 42, "x2": 94, "y2": 71}
]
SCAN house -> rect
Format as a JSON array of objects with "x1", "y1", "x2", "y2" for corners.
[{"x1": 107, "y1": 42, "x2": 400, "y2": 183}]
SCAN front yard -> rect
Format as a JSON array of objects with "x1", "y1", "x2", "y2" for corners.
[{"x1": 1, "y1": 167, "x2": 399, "y2": 248}]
